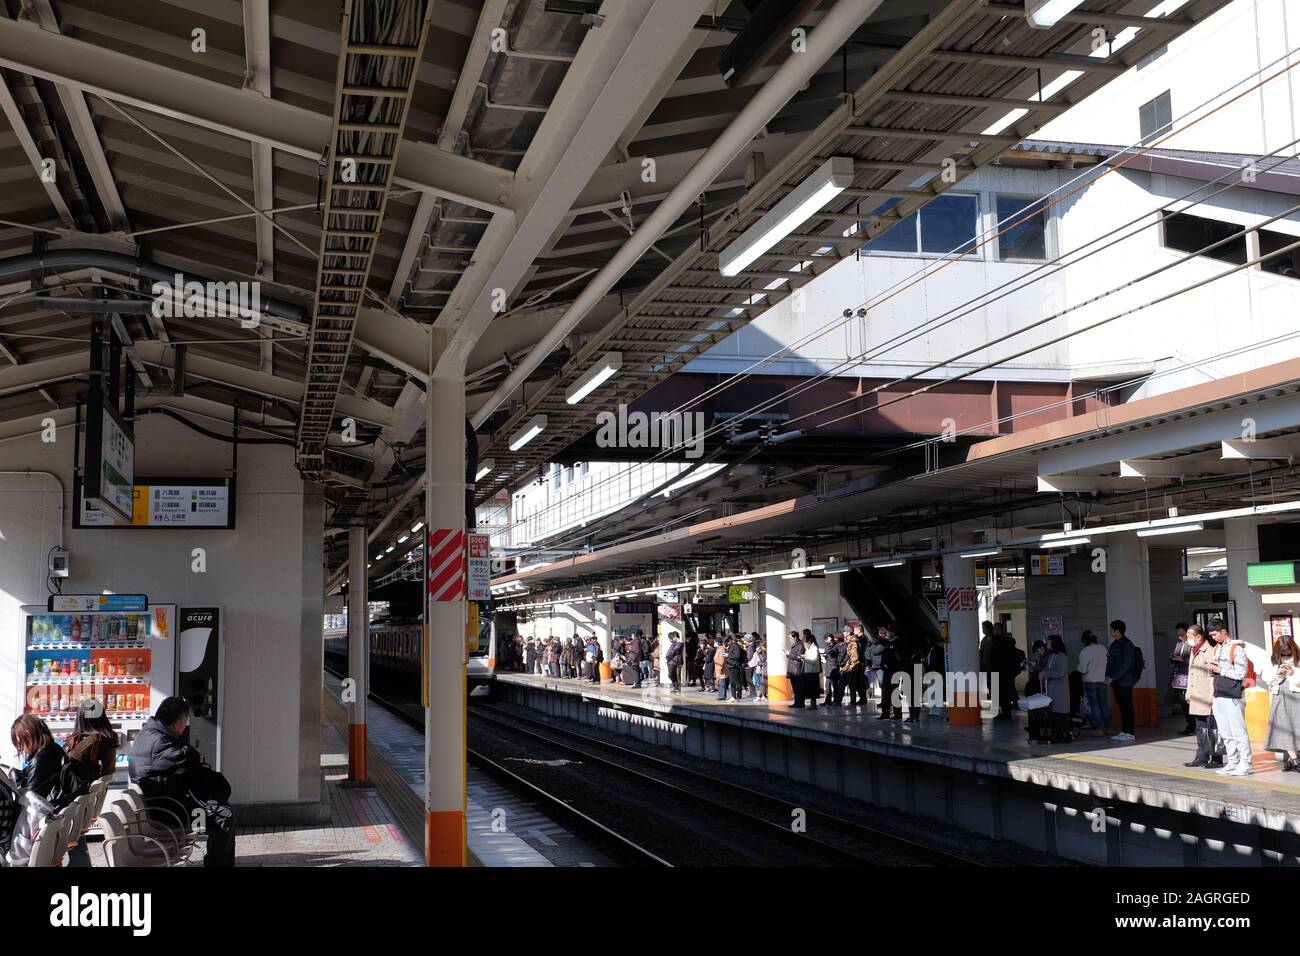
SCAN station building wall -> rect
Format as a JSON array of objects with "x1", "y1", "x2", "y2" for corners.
[{"x1": 0, "y1": 414, "x2": 323, "y2": 814}]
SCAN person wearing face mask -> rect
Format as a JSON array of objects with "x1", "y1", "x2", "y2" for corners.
[{"x1": 1182, "y1": 624, "x2": 1223, "y2": 769}]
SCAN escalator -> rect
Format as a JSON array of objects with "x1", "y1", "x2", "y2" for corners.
[{"x1": 840, "y1": 565, "x2": 941, "y2": 642}]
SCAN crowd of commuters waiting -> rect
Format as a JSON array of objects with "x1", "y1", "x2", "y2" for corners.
[
  {"x1": 505, "y1": 615, "x2": 1300, "y2": 775},
  {"x1": 1, "y1": 696, "x2": 234, "y2": 866}
]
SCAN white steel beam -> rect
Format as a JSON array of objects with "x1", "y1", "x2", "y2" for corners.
[
  {"x1": 0, "y1": 73, "x2": 74, "y2": 227},
  {"x1": 1034, "y1": 392, "x2": 1300, "y2": 476},
  {"x1": 1222, "y1": 437, "x2": 1300, "y2": 460},
  {"x1": 21, "y1": 0, "x2": 129, "y2": 230},
  {"x1": 388, "y1": 0, "x2": 510, "y2": 305},
  {"x1": 0, "y1": 16, "x2": 512, "y2": 213},
  {"x1": 434, "y1": 0, "x2": 716, "y2": 381},
  {"x1": 242, "y1": 0, "x2": 275, "y2": 282},
  {"x1": 1119, "y1": 457, "x2": 1247, "y2": 478}
]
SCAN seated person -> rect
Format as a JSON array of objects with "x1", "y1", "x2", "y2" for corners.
[
  {"x1": 129, "y1": 697, "x2": 235, "y2": 867},
  {"x1": 66, "y1": 702, "x2": 119, "y2": 780},
  {"x1": 4, "y1": 714, "x2": 66, "y2": 865}
]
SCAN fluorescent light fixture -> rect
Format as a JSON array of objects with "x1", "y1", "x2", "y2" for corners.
[
  {"x1": 1137, "y1": 522, "x2": 1204, "y2": 538},
  {"x1": 385, "y1": 545, "x2": 395, "y2": 553},
  {"x1": 397, "y1": 534, "x2": 409, "y2": 544},
  {"x1": 1024, "y1": 0, "x2": 1087, "y2": 28},
  {"x1": 475, "y1": 458, "x2": 495, "y2": 481},
  {"x1": 1042, "y1": 537, "x2": 1090, "y2": 548},
  {"x1": 508, "y1": 415, "x2": 547, "y2": 451},
  {"x1": 411, "y1": 521, "x2": 423, "y2": 533},
  {"x1": 374, "y1": 554, "x2": 384, "y2": 562},
  {"x1": 825, "y1": 564, "x2": 850, "y2": 574},
  {"x1": 719, "y1": 157, "x2": 855, "y2": 276},
  {"x1": 961, "y1": 547, "x2": 1002, "y2": 559},
  {"x1": 565, "y1": 352, "x2": 622, "y2": 405},
  {"x1": 734, "y1": 578, "x2": 751, "y2": 584},
  {"x1": 702, "y1": 581, "x2": 723, "y2": 589},
  {"x1": 873, "y1": 558, "x2": 905, "y2": 568}
]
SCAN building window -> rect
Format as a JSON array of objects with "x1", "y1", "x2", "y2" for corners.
[
  {"x1": 995, "y1": 195, "x2": 1048, "y2": 261},
  {"x1": 1137, "y1": 45, "x2": 1167, "y2": 70},
  {"x1": 1139, "y1": 90, "x2": 1172, "y2": 140},
  {"x1": 865, "y1": 194, "x2": 978, "y2": 256},
  {"x1": 1260, "y1": 229, "x2": 1300, "y2": 278},
  {"x1": 1160, "y1": 210, "x2": 1247, "y2": 265}
]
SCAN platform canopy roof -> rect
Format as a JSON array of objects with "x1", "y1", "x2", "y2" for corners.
[{"x1": 0, "y1": 0, "x2": 1233, "y2": 582}]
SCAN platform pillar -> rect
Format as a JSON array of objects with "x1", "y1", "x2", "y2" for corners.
[
  {"x1": 1104, "y1": 533, "x2": 1159, "y2": 727},
  {"x1": 425, "y1": 331, "x2": 467, "y2": 867},
  {"x1": 764, "y1": 576, "x2": 792, "y2": 702},
  {"x1": 941, "y1": 551, "x2": 982, "y2": 725},
  {"x1": 595, "y1": 601, "x2": 613, "y2": 681},
  {"x1": 1226, "y1": 517, "x2": 1270, "y2": 741},
  {"x1": 346, "y1": 521, "x2": 368, "y2": 781}
]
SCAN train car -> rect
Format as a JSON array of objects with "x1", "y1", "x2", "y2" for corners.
[{"x1": 323, "y1": 603, "x2": 499, "y2": 696}]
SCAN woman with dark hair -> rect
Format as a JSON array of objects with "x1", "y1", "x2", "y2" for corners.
[
  {"x1": 5, "y1": 714, "x2": 66, "y2": 866},
  {"x1": 1039, "y1": 634, "x2": 1073, "y2": 744},
  {"x1": 66, "y1": 701, "x2": 118, "y2": 780},
  {"x1": 1264, "y1": 632, "x2": 1300, "y2": 771},
  {"x1": 9, "y1": 714, "x2": 64, "y2": 800}
]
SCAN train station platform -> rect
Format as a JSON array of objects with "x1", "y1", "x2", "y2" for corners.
[{"x1": 493, "y1": 672, "x2": 1300, "y2": 866}]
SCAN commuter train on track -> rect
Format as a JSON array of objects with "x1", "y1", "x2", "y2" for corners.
[{"x1": 323, "y1": 601, "x2": 507, "y2": 693}]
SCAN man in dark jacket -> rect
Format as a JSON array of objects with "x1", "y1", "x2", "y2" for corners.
[
  {"x1": 823, "y1": 635, "x2": 846, "y2": 706},
  {"x1": 624, "y1": 634, "x2": 642, "y2": 687},
  {"x1": 1105, "y1": 619, "x2": 1138, "y2": 741},
  {"x1": 666, "y1": 634, "x2": 684, "y2": 692},
  {"x1": 991, "y1": 623, "x2": 1020, "y2": 720},
  {"x1": 725, "y1": 636, "x2": 747, "y2": 701},
  {"x1": 130, "y1": 696, "x2": 235, "y2": 866}
]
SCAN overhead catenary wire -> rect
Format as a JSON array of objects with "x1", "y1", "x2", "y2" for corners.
[
  {"x1": 496, "y1": 135, "x2": 1300, "y2": 553},
  {"x1": 487, "y1": 47, "x2": 1300, "y2": 539}
]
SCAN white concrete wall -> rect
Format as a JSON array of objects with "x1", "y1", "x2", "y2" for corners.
[
  {"x1": 1039, "y1": 0, "x2": 1300, "y2": 158},
  {"x1": 689, "y1": 160, "x2": 1300, "y2": 416},
  {"x1": 0, "y1": 414, "x2": 321, "y2": 807}
]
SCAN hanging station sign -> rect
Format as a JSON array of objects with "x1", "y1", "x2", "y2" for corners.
[
  {"x1": 75, "y1": 477, "x2": 235, "y2": 529},
  {"x1": 83, "y1": 398, "x2": 134, "y2": 523}
]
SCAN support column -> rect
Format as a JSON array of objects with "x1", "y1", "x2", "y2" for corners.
[
  {"x1": 941, "y1": 552, "x2": 982, "y2": 725},
  {"x1": 595, "y1": 601, "x2": 612, "y2": 681},
  {"x1": 764, "y1": 576, "x2": 792, "y2": 702},
  {"x1": 1104, "y1": 533, "x2": 1159, "y2": 727},
  {"x1": 425, "y1": 332, "x2": 467, "y2": 867},
  {"x1": 1226, "y1": 517, "x2": 1269, "y2": 741},
  {"x1": 346, "y1": 522, "x2": 368, "y2": 780}
]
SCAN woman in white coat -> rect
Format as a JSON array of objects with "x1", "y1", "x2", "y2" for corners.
[{"x1": 1263, "y1": 632, "x2": 1300, "y2": 771}]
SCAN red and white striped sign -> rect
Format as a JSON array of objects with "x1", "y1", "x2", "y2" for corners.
[
  {"x1": 944, "y1": 586, "x2": 978, "y2": 612},
  {"x1": 426, "y1": 528, "x2": 465, "y2": 602}
]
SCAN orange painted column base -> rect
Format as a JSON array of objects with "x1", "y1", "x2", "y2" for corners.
[
  {"x1": 1245, "y1": 687, "x2": 1270, "y2": 743},
  {"x1": 347, "y1": 723, "x2": 366, "y2": 781},
  {"x1": 768, "y1": 674, "x2": 793, "y2": 703},
  {"x1": 599, "y1": 661, "x2": 612, "y2": 682},
  {"x1": 948, "y1": 690, "x2": 982, "y2": 726},
  {"x1": 1133, "y1": 687, "x2": 1159, "y2": 728},
  {"x1": 425, "y1": 810, "x2": 467, "y2": 867}
]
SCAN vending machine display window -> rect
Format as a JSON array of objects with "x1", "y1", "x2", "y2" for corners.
[{"x1": 18, "y1": 604, "x2": 176, "y2": 774}]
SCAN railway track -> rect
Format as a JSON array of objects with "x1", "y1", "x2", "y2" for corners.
[
  {"x1": 322, "y1": 663, "x2": 667, "y2": 866},
  {"x1": 325, "y1": 661, "x2": 983, "y2": 866},
  {"x1": 470, "y1": 702, "x2": 986, "y2": 867}
]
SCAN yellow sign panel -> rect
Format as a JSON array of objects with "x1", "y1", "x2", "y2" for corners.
[{"x1": 466, "y1": 602, "x2": 479, "y2": 655}]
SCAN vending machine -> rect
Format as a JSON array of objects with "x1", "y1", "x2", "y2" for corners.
[{"x1": 18, "y1": 596, "x2": 176, "y2": 778}]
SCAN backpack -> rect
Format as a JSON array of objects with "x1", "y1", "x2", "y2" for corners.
[
  {"x1": 51, "y1": 746, "x2": 98, "y2": 809},
  {"x1": 1131, "y1": 645, "x2": 1146, "y2": 684}
]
